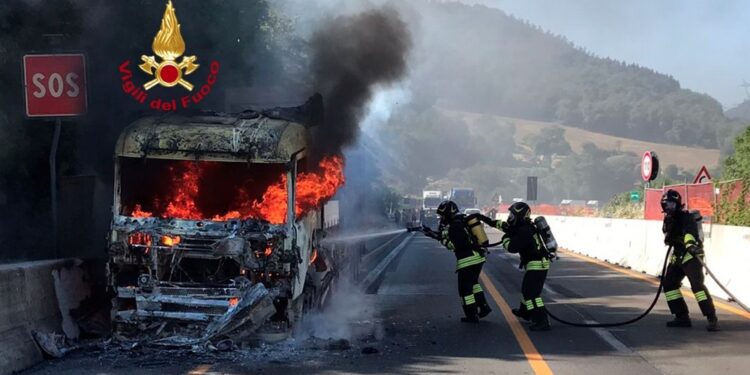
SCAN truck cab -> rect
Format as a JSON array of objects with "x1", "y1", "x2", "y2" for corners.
[
  {"x1": 449, "y1": 187, "x2": 477, "y2": 213},
  {"x1": 421, "y1": 190, "x2": 442, "y2": 228},
  {"x1": 107, "y1": 111, "x2": 339, "y2": 342}
]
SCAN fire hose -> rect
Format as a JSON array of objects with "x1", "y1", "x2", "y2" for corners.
[
  {"x1": 694, "y1": 255, "x2": 750, "y2": 312},
  {"x1": 543, "y1": 246, "x2": 672, "y2": 328},
  {"x1": 411, "y1": 222, "x2": 750, "y2": 325},
  {"x1": 545, "y1": 246, "x2": 750, "y2": 327}
]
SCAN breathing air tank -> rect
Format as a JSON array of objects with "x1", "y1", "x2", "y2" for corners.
[
  {"x1": 533, "y1": 216, "x2": 558, "y2": 253},
  {"x1": 690, "y1": 210, "x2": 705, "y2": 243},
  {"x1": 467, "y1": 215, "x2": 489, "y2": 247}
]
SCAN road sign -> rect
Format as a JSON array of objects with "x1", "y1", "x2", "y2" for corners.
[
  {"x1": 641, "y1": 151, "x2": 659, "y2": 182},
  {"x1": 693, "y1": 165, "x2": 712, "y2": 184},
  {"x1": 630, "y1": 191, "x2": 641, "y2": 202},
  {"x1": 526, "y1": 176, "x2": 538, "y2": 201},
  {"x1": 24, "y1": 54, "x2": 87, "y2": 117}
]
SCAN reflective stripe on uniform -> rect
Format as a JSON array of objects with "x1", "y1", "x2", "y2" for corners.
[
  {"x1": 472, "y1": 284, "x2": 483, "y2": 294},
  {"x1": 534, "y1": 297, "x2": 544, "y2": 308},
  {"x1": 456, "y1": 252, "x2": 486, "y2": 270},
  {"x1": 501, "y1": 238, "x2": 511, "y2": 248},
  {"x1": 525, "y1": 258, "x2": 550, "y2": 271},
  {"x1": 464, "y1": 294, "x2": 476, "y2": 305},
  {"x1": 665, "y1": 289, "x2": 684, "y2": 301},
  {"x1": 525, "y1": 300, "x2": 535, "y2": 311},
  {"x1": 684, "y1": 233, "x2": 697, "y2": 246},
  {"x1": 682, "y1": 252, "x2": 694, "y2": 264},
  {"x1": 695, "y1": 290, "x2": 709, "y2": 302}
]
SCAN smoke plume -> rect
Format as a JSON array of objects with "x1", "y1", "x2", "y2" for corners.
[{"x1": 309, "y1": 7, "x2": 411, "y2": 160}]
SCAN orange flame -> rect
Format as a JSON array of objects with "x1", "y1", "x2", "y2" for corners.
[{"x1": 130, "y1": 156, "x2": 345, "y2": 224}]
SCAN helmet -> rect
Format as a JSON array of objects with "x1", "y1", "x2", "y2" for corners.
[
  {"x1": 508, "y1": 202, "x2": 531, "y2": 227},
  {"x1": 661, "y1": 189, "x2": 682, "y2": 215},
  {"x1": 436, "y1": 200, "x2": 459, "y2": 220}
]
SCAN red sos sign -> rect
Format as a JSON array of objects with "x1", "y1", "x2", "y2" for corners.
[{"x1": 24, "y1": 54, "x2": 87, "y2": 117}]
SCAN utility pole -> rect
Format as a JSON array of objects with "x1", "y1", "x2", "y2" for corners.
[{"x1": 50, "y1": 119, "x2": 62, "y2": 257}]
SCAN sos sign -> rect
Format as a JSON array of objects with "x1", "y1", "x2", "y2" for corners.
[{"x1": 24, "y1": 54, "x2": 87, "y2": 117}]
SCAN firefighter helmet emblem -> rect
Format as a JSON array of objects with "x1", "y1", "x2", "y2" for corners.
[{"x1": 139, "y1": 0, "x2": 199, "y2": 91}]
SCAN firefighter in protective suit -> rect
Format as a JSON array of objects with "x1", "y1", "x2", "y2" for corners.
[
  {"x1": 422, "y1": 201, "x2": 492, "y2": 323},
  {"x1": 478, "y1": 202, "x2": 551, "y2": 331},
  {"x1": 661, "y1": 189, "x2": 719, "y2": 331}
]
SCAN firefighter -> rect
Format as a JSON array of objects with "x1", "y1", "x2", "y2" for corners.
[
  {"x1": 661, "y1": 189, "x2": 719, "y2": 331},
  {"x1": 422, "y1": 200, "x2": 492, "y2": 323},
  {"x1": 478, "y1": 202, "x2": 551, "y2": 331}
]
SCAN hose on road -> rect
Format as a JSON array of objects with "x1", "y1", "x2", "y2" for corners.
[
  {"x1": 695, "y1": 256, "x2": 750, "y2": 313},
  {"x1": 544, "y1": 246, "x2": 672, "y2": 328}
]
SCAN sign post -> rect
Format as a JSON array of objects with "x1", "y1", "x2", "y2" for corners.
[
  {"x1": 24, "y1": 54, "x2": 87, "y2": 257},
  {"x1": 527, "y1": 176, "x2": 538, "y2": 203}
]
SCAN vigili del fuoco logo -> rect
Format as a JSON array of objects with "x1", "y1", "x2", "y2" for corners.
[{"x1": 119, "y1": 0, "x2": 219, "y2": 111}]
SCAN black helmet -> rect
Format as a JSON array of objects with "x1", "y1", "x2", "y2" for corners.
[
  {"x1": 508, "y1": 202, "x2": 531, "y2": 227},
  {"x1": 661, "y1": 189, "x2": 682, "y2": 215},
  {"x1": 437, "y1": 200, "x2": 459, "y2": 220}
]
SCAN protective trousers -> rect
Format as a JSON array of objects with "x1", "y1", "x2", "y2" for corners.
[
  {"x1": 457, "y1": 263, "x2": 488, "y2": 318},
  {"x1": 517, "y1": 267, "x2": 549, "y2": 324},
  {"x1": 663, "y1": 256, "x2": 716, "y2": 317}
]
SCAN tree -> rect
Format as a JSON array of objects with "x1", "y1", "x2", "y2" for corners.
[{"x1": 722, "y1": 126, "x2": 750, "y2": 180}]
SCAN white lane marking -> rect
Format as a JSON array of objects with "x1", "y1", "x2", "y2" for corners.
[
  {"x1": 544, "y1": 276, "x2": 633, "y2": 355},
  {"x1": 585, "y1": 321, "x2": 633, "y2": 354},
  {"x1": 494, "y1": 253, "x2": 634, "y2": 355}
]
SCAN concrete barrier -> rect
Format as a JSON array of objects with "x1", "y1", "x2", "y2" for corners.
[
  {"x1": 544, "y1": 215, "x2": 750, "y2": 306},
  {"x1": 0, "y1": 259, "x2": 92, "y2": 375}
]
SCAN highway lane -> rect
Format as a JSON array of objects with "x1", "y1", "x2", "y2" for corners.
[{"x1": 24, "y1": 233, "x2": 750, "y2": 374}]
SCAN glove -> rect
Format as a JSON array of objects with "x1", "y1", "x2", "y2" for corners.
[
  {"x1": 687, "y1": 245, "x2": 704, "y2": 257},
  {"x1": 422, "y1": 227, "x2": 438, "y2": 240},
  {"x1": 499, "y1": 221, "x2": 509, "y2": 232}
]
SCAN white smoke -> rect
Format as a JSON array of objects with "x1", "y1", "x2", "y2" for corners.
[
  {"x1": 360, "y1": 85, "x2": 412, "y2": 135},
  {"x1": 296, "y1": 278, "x2": 383, "y2": 341}
]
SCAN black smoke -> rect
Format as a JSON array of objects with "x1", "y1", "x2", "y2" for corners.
[{"x1": 309, "y1": 7, "x2": 411, "y2": 161}]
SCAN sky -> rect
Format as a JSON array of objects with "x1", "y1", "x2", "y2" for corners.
[{"x1": 455, "y1": 0, "x2": 750, "y2": 109}]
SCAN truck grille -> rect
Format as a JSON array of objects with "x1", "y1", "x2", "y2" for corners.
[{"x1": 174, "y1": 234, "x2": 225, "y2": 252}]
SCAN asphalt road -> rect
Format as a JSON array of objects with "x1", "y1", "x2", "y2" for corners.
[{"x1": 24, "y1": 231, "x2": 750, "y2": 375}]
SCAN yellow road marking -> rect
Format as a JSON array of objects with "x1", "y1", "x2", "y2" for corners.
[
  {"x1": 480, "y1": 272, "x2": 554, "y2": 375},
  {"x1": 187, "y1": 364, "x2": 212, "y2": 375},
  {"x1": 560, "y1": 249, "x2": 750, "y2": 320}
]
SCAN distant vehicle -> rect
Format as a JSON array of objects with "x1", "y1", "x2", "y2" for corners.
[
  {"x1": 449, "y1": 188, "x2": 477, "y2": 212},
  {"x1": 422, "y1": 190, "x2": 442, "y2": 210},
  {"x1": 421, "y1": 190, "x2": 442, "y2": 228}
]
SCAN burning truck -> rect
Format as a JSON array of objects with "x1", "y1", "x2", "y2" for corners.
[{"x1": 106, "y1": 106, "x2": 345, "y2": 344}]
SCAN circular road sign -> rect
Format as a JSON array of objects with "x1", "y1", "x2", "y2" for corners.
[{"x1": 641, "y1": 151, "x2": 659, "y2": 181}]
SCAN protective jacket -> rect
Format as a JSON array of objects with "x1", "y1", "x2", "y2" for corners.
[
  {"x1": 500, "y1": 220, "x2": 548, "y2": 270},
  {"x1": 438, "y1": 214, "x2": 486, "y2": 271},
  {"x1": 663, "y1": 209, "x2": 702, "y2": 263},
  {"x1": 662, "y1": 209, "x2": 716, "y2": 320}
]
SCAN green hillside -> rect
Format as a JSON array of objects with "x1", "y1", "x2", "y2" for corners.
[
  {"x1": 401, "y1": 0, "x2": 740, "y2": 150},
  {"x1": 442, "y1": 109, "x2": 720, "y2": 171}
]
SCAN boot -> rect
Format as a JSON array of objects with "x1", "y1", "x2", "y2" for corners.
[
  {"x1": 461, "y1": 305, "x2": 479, "y2": 323},
  {"x1": 478, "y1": 303, "x2": 492, "y2": 318},
  {"x1": 529, "y1": 309, "x2": 550, "y2": 331},
  {"x1": 512, "y1": 302, "x2": 530, "y2": 321},
  {"x1": 529, "y1": 318, "x2": 550, "y2": 331},
  {"x1": 706, "y1": 315, "x2": 720, "y2": 332},
  {"x1": 512, "y1": 308, "x2": 530, "y2": 321},
  {"x1": 666, "y1": 314, "x2": 692, "y2": 328}
]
